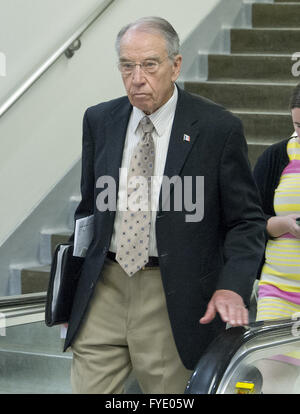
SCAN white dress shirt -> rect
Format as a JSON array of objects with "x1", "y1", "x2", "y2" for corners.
[{"x1": 109, "y1": 85, "x2": 178, "y2": 256}]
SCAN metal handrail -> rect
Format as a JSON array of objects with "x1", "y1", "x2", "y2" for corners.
[
  {"x1": 185, "y1": 317, "x2": 300, "y2": 394},
  {"x1": 0, "y1": 292, "x2": 47, "y2": 328},
  {"x1": 0, "y1": 292, "x2": 46, "y2": 307},
  {"x1": 0, "y1": 0, "x2": 115, "y2": 118}
]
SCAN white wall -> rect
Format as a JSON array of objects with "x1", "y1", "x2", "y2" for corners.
[
  {"x1": 0, "y1": 0, "x2": 103, "y2": 99},
  {"x1": 0, "y1": 0, "x2": 222, "y2": 246}
]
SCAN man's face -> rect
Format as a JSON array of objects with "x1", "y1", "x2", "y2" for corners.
[{"x1": 119, "y1": 28, "x2": 182, "y2": 115}]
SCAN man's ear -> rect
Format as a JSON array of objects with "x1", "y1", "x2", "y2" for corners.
[{"x1": 171, "y1": 54, "x2": 182, "y2": 82}]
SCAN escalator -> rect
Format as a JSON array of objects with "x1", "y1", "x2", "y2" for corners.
[
  {"x1": 1, "y1": 294, "x2": 300, "y2": 394},
  {"x1": 0, "y1": 292, "x2": 72, "y2": 394},
  {"x1": 185, "y1": 318, "x2": 300, "y2": 394}
]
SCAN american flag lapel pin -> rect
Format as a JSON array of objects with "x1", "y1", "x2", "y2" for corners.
[{"x1": 183, "y1": 134, "x2": 191, "y2": 142}]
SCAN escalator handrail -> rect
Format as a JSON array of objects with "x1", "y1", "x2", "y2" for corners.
[
  {"x1": 0, "y1": 292, "x2": 47, "y2": 328},
  {"x1": 0, "y1": 292, "x2": 46, "y2": 308},
  {"x1": 184, "y1": 318, "x2": 300, "y2": 394}
]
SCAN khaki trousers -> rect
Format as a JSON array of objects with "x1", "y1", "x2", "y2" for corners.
[{"x1": 70, "y1": 258, "x2": 192, "y2": 394}]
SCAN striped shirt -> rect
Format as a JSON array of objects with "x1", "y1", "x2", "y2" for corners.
[
  {"x1": 256, "y1": 136, "x2": 300, "y2": 365},
  {"x1": 258, "y1": 137, "x2": 300, "y2": 308}
]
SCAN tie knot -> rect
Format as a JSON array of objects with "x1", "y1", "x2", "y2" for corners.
[{"x1": 140, "y1": 116, "x2": 154, "y2": 134}]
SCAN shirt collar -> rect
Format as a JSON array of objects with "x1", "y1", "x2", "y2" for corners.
[{"x1": 131, "y1": 85, "x2": 178, "y2": 137}]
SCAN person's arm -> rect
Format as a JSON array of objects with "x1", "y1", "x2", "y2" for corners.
[
  {"x1": 252, "y1": 141, "x2": 300, "y2": 239},
  {"x1": 69, "y1": 108, "x2": 95, "y2": 243},
  {"x1": 200, "y1": 116, "x2": 266, "y2": 327},
  {"x1": 252, "y1": 147, "x2": 275, "y2": 222},
  {"x1": 267, "y1": 214, "x2": 300, "y2": 238}
]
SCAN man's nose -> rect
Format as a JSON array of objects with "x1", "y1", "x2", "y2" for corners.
[{"x1": 131, "y1": 65, "x2": 145, "y2": 83}]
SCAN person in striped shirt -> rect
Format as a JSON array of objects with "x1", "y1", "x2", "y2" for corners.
[{"x1": 253, "y1": 83, "x2": 300, "y2": 393}]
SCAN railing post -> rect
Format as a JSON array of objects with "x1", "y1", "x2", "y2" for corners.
[{"x1": 65, "y1": 39, "x2": 82, "y2": 59}]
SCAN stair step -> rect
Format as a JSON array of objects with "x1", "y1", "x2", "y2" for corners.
[
  {"x1": 50, "y1": 232, "x2": 72, "y2": 257},
  {"x1": 51, "y1": 231, "x2": 72, "y2": 256},
  {"x1": 233, "y1": 111, "x2": 292, "y2": 143},
  {"x1": 184, "y1": 81, "x2": 296, "y2": 112},
  {"x1": 252, "y1": 3, "x2": 300, "y2": 28},
  {"x1": 40, "y1": 230, "x2": 72, "y2": 264},
  {"x1": 248, "y1": 142, "x2": 270, "y2": 168},
  {"x1": 231, "y1": 28, "x2": 300, "y2": 54},
  {"x1": 68, "y1": 195, "x2": 80, "y2": 229},
  {"x1": 21, "y1": 265, "x2": 50, "y2": 294},
  {"x1": 208, "y1": 54, "x2": 296, "y2": 82}
]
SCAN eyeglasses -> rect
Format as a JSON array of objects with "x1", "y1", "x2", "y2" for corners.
[{"x1": 118, "y1": 57, "x2": 169, "y2": 75}]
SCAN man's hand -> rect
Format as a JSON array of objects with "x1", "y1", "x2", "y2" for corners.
[{"x1": 199, "y1": 289, "x2": 248, "y2": 326}]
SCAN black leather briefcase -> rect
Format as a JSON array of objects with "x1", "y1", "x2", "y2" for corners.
[{"x1": 45, "y1": 243, "x2": 84, "y2": 326}]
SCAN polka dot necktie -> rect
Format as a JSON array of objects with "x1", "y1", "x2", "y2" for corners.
[{"x1": 116, "y1": 116, "x2": 155, "y2": 276}]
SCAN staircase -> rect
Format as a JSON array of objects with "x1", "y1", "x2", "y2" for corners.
[
  {"x1": 10, "y1": 195, "x2": 80, "y2": 295},
  {"x1": 18, "y1": 231, "x2": 72, "y2": 294},
  {"x1": 11, "y1": 0, "x2": 300, "y2": 295},
  {"x1": 2, "y1": 0, "x2": 300, "y2": 394},
  {"x1": 185, "y1": 0, "x2": 300, "y2": 166},
  {"x1": 4, "y1": 200, "x2": 142, "y2": 393}
]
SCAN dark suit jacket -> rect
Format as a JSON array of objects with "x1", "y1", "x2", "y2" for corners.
[{"x1": 64, "y1": 86, "x2": 266, "y2": 370}]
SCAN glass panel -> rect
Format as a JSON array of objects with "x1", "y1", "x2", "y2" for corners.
[{"x1": 0, "y1": 321, "x2": 72, "y2": 394}]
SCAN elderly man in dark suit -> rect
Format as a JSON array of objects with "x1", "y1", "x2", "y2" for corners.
[{"x1": 66, "y1": 16, "x2": 266, "y2": 393}]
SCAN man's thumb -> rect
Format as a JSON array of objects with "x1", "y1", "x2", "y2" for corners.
[{"x1": 199, "y1": 301, "x2": 216, "y2": 324}]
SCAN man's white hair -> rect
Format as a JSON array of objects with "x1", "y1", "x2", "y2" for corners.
[{"x1": 115, "y1": 16, "x2": 180, "y2": 59}]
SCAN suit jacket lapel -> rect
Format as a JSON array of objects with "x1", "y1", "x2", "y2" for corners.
[
  {"x1": 105, "y1": 99, "x2": 132, "y2": 188},
  {"x1": 103, "y1": 90, "x2": 203, "y2": 213}
]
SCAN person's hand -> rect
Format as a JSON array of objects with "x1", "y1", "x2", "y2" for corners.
[
  {"x1": 267, "y1": 214, "x2": 300, "y2": 238},
  {"x1": 283, "y1": 214, "x2": 300, "y2": 239},
  {"x1": 199, "y1": 289, "x2": 248, "y2": 326}
]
